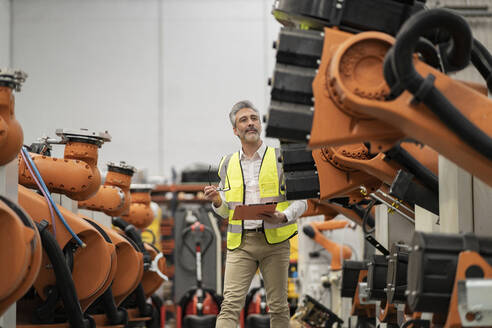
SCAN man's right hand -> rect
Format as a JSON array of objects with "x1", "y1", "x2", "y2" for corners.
[{"x1": 204, "y1": 186, "x2": 222, "y2": 208}]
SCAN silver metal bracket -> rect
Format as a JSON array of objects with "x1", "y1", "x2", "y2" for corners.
[
  {"x1": 149, "y1": 253, "x2": 169, "y2": 281},
  {"x1": 107, "y1": 161, "x2": 136, "y2": 174},
  {"x1": 130, "y1": 183, "x2": 154, "y2": 193},
  {"x1": 0, "y1": 69, "x2": 27, "y2": 92},
  {"x1": 55, "y1": 128, "x2": 111, "y2": 147},
  {"x1": 370, "y1": 189, "x2": 415, "y2": 224},
  {"x1": 458, "y1": 278, "x2": 492, "y2": 326},
  {"x1": 358, "y1": 282, "x2": 376, "y2": 305}
]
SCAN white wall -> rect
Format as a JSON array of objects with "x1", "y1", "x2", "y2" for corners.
[
  {"x1": 12, "y1": 0, "x2": 279, "y2": 180},
  {"x1": 0, "y1": 0, "x2": 10, "y2": 66}
]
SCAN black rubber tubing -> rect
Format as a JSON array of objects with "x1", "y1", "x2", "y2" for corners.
[
  {"x1": 387, "y1": 9, "x2": 492, "y2": 161},
  {"x1": 36, "y1": 221, "x2": 90, "y2": 328},
  {"x1": 100, "y1": 287, "x2": 128, "y2": 325},
  {"x1": 112, "y1": 217, "x2": 152, "y2": 267},
  {"x1": 384, "y1": 37, "x2": 441, "y2": 99},
  {"x1": 135, "y1": 284, "x2": 153, "y2": 317},
  {"x1": 471, "y1": 38, "x2": 492, "y2": 92},
  {"x1": 390, "y1": 8, "x2": 472, "y2": 90},
  {"x1": 384, "y1": 143, "x2": 439, "y2": 194},
  {"x1": 415, "y1": 37, "x2": 441, "y2": 69},
  {"x1": 350, "y1": 204, "x2": 375, "y2": 228}
]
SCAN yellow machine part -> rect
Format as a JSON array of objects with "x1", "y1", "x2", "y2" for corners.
[
  {"x1": 290, "y1": 234, "x2": 298, "y2": 262},
  {"x1": 141, "y1": 203, "x2": 162, "y2": 251}
]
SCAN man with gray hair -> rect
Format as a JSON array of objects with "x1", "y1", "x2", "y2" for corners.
[{"x1": 204, "y1": 100, "x2": 307, "y2": 327}]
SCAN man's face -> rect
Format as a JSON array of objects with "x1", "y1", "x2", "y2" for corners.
[{"x1": 233, "y1": 107, "x2": 262, "y2": 143}]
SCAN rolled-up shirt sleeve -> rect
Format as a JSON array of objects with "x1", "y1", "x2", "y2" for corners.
[
  {"x1": 212, "y1": 191, "x2": 229, "y2": 219},
  {"x1": 282, "y1": 199, "x2": 308, "y2": 223}
]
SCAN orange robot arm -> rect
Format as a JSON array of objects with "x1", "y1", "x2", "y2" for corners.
[
  {"x1": 78, "y1": 161, "x2": 136, "y2": 216},
  {"x1": 313, "y1": 146, "x2": 382, "y2": 204},
  {"x1": 322, "y1": 142, "x2": 437, "y2": 188},
  {"x1": 82, "y1": 216, "x2": 144, "y2": 307},
  {"x1": 18, "y1": 185, "x2": 116, "y2": 311},
  {"x1": 122, "y1": 185, "x2": 155, "y2": 230},
  {"x1": 0, "y1": 195, "x2": 42, "y2": 317},
  {"x1": 302, "y1": 220, "x2": 353, "y2": 271},
  {"x1": 0, "y1": 70, "x2": 26, "y2": 166},
  {"x1": 19, "y1": 152, "x2": 95, "y2": 197},
  {"x1": 19, "y1": 129, "x2": 111, "y2": 201},
  {"x1": 302, "y1": 199, "x2": 340, "y2": 220},
  {"x1": 310, "y1": 18, "x2": 492, "y2": 187},
  {"x1": 303, "y1": 199, "x2": 371, "y2": 225}
]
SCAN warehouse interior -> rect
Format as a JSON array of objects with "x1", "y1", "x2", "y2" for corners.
[{"x1": 2, "y1": 0, "x2": 492, "y2": 327}]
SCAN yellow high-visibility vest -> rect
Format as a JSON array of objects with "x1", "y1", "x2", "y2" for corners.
[{"x1": 218, "y1": 146, "x2": 297, "y2": 250}]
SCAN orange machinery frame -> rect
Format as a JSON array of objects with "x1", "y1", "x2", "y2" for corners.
[
  {"x1": 310, "y1": 27, "x2": 492, "y2": 188},
  {"x1": 312, "y1": 141, "x2": 437, "y2": 207},
  {"x1": 79, "y1": 161, "x2": 136, "y2": 216},
  {"x1": 19, "y1": 129, "x2": 111, "y2": 201},
  {"x1": 0, "y1": 195, "x2": 42, "y2": 317},
  {"x1": 18, "y1": 185, "x2": 116, "y2": 313},
  {"x1": 122, "y1": 185, "x2": 156, "y2": 229},
  {"x1": 303, "y1": 219, "x2": 353, "y2": 271},
  {"x1": 0, "y1": 70, "x2": 26, "y2": 166}
]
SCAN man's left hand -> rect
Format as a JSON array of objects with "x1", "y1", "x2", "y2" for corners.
[{"x1": 258, "y1": 211, "x2": 288, "y2": 224}]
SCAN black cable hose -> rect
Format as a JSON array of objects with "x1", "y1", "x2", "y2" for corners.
[
  {"x1": 390, "y1": 9, "x2": 472, "y2": 86},
  {"x1": 35, "y1": 221, "x2": 91, "y2": 328},
  {"x1": 35, "y1": 286, "x2": 58, "y2": 322},
  {"x1": 135, "y1": 284, "x2": 153, "y2": 317},
  {"x1": 384, "y1": 38, "x2": 441, "y2": 100},
  {"x1": 386, "y1": 9, "x2": 492, "y2": 161},
  {"x1": 415, "y1": 37, "x2": 441, "y2": 69},
  {"x1": 100, "y1": 287, "x2": 128, "y2": 325},
  {"x1": 384, "y1": 143, "x2": 438, "y2": 194},
  {"x1": 471, "y1": 38, "x2": 492, "y2": 92},
  {"x1": 350, "y1": 204, "x2": 375, "y2": 228},
  {"x1": 112, "y1": 218, "x2": 145, "y2": 251},
  {"x1": 112, "y1": 217, "x2": 152, "y2": 267},
  {"x1": 401, "y1": 319, "x2": 430, "y2": 328},
  {"x1": 362, "y1": 200, "x2": 377, "y2": 235}
]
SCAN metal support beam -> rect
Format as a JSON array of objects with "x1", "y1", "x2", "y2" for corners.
[
  {"x1": 472, "y1": 177, "x2": 492, "y2": 237},
  {"x1": 438, "y1": 156, "x2": 473, "y2": 234},
  {"x1": 375, "y1": 205, "x2": 414, "y2": 251},
  {"x1": 414, "y1": 205, "x2": 440, "y2": 233}
]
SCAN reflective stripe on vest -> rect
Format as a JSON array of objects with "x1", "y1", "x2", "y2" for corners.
[{"x1": 219, "y1": 147, "x2": 297, "y2": 250}]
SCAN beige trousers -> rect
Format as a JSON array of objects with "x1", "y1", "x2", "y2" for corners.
[{"x1": 216, "y1": 231, "x2": 291, "y2": 328}]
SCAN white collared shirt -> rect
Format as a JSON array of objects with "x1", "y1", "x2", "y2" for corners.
[{"x1": 213, "y1": 142, "x2": 307, "y2": 229}]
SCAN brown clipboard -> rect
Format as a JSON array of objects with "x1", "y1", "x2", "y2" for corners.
[{"x1": 232, "y1": 203, "x2": 277, "y2": 220}]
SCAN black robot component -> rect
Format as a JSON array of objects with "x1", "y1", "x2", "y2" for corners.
[
  {"x1": 284, "y1": 170, "x2": 320, "y2": 200},
  {"x1": 389, "y1": 170, "x2": 439, "y2": 215},
  {"x1": 266, "y1": 101, "x2": 313, "y2": 142},
  {"x1": 386, "y1": 244, "x2": 411, "y2": 304},
  {"x1": 280, "y1": 142, "x2": 316, "y2": 172},
  {"x1": 266, "y1": 28, "x2": 323, "y2": 142},
  {"x1": 272, "y1": 0, "x2": 425, "y2": 35},
  {"x1": 367, "y1": 255, "x2": 388, "y2": 301},
  {"x1": 275, "y1": 28, "x2": 324, "y2": 68},
  {"x1": 407, "y1": 232, "x2": 492, "y2": 313},
  {"x1": 279, "y1": 143, "x2": 320, "y2": 200},
  {"x1": 341, "y1": 260, "x2": 369, "y2": 298},
  {"x1": 270, "y1": 63, "x2": 316, "y2": 106}
]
